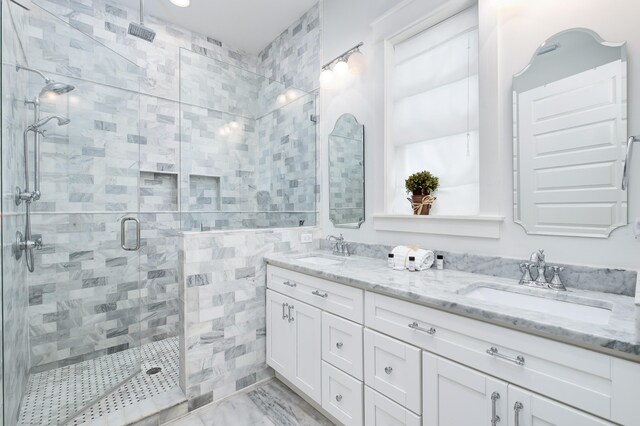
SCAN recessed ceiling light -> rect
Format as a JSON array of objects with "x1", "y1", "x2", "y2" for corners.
[{"x1": 169, "y1": 0, "x2": 190, "y2": 7}]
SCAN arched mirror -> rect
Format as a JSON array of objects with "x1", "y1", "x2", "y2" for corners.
[{"x1": 328, "y1": 114, "x2": 365, "y2": 228}]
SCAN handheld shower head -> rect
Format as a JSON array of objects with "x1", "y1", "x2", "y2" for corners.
[
  {"x1": 16, "y1": 65, "x2": 75, "y2": 97},
  {"x1": 29, "y1": 115, "x2": 71, "y2": 130}
]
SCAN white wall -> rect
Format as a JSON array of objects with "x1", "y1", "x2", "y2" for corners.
[{"x1": 320, "y1": 0, "x2": 640, "y2": 270}]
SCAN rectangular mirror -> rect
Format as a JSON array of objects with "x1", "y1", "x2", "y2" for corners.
[
  {"x1": 513, "y1": 28, "x2": 628, "y2": 238},
  {"x1": 329, "y1": 113, "x2": 365, "y2": 228}
]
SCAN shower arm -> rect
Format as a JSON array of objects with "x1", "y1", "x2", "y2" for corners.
[{"x1": 16, "y1": 64, "x2": 52, "y2": 83}]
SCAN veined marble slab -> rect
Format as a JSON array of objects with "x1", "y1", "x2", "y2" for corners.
[
  {"x1": 319, "y1": 240, "x2": 638, "y2": 297},
  {"x1": 265, "y1": 251, "x2": 640, "y2": 360}
]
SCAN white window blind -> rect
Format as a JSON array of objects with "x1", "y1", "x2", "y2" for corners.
[{"x1": 390, "y1": 5, "x2": 480, "y2": 216}]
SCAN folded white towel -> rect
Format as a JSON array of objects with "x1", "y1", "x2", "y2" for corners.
[{"x1": 391, "y1": 246, "x2": 435, "y2": 271}]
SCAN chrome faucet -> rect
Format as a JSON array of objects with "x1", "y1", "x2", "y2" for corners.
[
  {"x1": 519, "y1": 250, "x2": 566, "y2": 291},
  {"x1": 530, "y1": 249, "x2": 548, "y2": 287},
  {"x1": 327, "y1": 234, "x2": 350, "y2": 256}
]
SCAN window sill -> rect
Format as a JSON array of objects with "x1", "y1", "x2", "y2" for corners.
[{"x1": 372, "y1": 214, "x2": 504, "y2": 239}]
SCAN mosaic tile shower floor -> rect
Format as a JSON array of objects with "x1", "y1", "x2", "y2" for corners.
[{"x1": 18, "y1": 337, "x2": 181, "y2": 425}]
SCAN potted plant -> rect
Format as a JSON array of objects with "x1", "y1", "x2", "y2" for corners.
[{"x1": 405, "y1": 170, "x2": 439, "y2": 215}]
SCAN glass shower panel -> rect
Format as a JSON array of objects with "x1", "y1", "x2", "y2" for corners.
[
  {"x1": 2, "y1": 2, "x2": 143, "y2": 424},
  {"x1": 179, "y1": 48, "x2": 317, "y2": 231}
]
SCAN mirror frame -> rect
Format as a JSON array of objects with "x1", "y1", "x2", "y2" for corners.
[{"x1": 328, "y1": 113, "x2": 365, "y2": 229}]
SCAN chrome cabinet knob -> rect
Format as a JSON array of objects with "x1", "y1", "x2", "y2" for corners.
[
  {"x1": 336, "y1": 342, "x2": 343, "y2": 349},
  {"x1": 335, "y1": 395, "x2": 342, "y2": 402},
  {"x1": 384, "y1": 366, "x2": 393, "y2": 375}
]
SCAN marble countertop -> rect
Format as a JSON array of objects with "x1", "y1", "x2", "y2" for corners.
[{"x1": 265, "y1": 251, "x2": 640, "y2": 360}]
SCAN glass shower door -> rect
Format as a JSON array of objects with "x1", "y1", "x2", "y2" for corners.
[{"x1": 2, "y1": 2, "x2": 144, "y2": 424}]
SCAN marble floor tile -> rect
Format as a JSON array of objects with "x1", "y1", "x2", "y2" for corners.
[{"x1": 167, "y1": 380, "x2": 333, "y2": 426}]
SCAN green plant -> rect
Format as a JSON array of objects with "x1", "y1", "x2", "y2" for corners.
[{"x1": 405, "y1": 170, "x2": 439, "y2": 195}]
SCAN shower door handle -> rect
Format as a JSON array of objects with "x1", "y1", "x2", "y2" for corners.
[{"x1": 120, "y1": 217, "x2": 140, "y2": 251}]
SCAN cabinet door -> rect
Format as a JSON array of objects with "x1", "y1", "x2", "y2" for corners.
[
  {"x1": 290, "y1": 298, "x2": 322, "y2": 403},
  {"x1": 266, "y1": 290, "x2": 293, "y2": 376},
  {"x1": 423, "y1": 352, "x2": 508, "y2": 426},
  {"x1": 508, "y1": 386, "x2": 613, "y2": 426}
]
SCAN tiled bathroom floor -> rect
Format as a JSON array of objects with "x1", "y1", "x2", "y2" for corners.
[
  {"x1": 18, "y1": 337, "x2": 182, "y2": 425},
  {"x1": 167, "y1": 379, "x2": 334, "y2": 426}
]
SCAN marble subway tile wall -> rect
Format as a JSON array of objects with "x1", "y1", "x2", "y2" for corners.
[
  {"x1": 257, "y1": 4, "x2": 321, "y2": 218},
  {"x1": 257, "y1": 5, "x2": 321, "y2": 93},
  {"x1": 256, "y1": 95, "x2": 318, "y2": 217},
  {"x1": 178, "y1": 227, "x2": 321, "y2": 410},
  {"x1": 24, "y1": 0, "x2": 262, "y2": 372},
  {"x1": 1, "y1": 1, "x2": 32, "y2": 424}
]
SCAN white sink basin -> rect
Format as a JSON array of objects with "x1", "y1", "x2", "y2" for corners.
[
  {"x1": 297, "y1": 255, "x2": 345, "y2": 266},
  {"x1": 465, "y1": 286, "x2": 612, "y2": 325}
]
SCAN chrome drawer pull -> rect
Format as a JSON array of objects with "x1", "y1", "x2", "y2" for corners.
[
  {"x1": 335, "y1": 394, "x2": 343, "y2": 402},
  {"x1": 312, "y1": 290, "x2": 328, "y2": 298},
  {"x1": 408, "y1": 321, "x2": 436, "y2": 335},
  {"x1": 491, "y1": 392, "x2": 501, "y2": 426},
  {"x1": 336, "y1": 342, "x2": 343, "y2": 349},
  {"x1": 486, "y1": 347, "x2": 525, "y2": 366},
  {"x1": 287, "y1": 305, "x2": 294, "y2": 323},
  {"x1": 384, "y1": 366, "x2": 393, "y2": 375},
  {"x1": 514, "y1": 401, "x2": 524, "y2": 426},
  {"x1": 282, "y1": 280, "x2": 296, "y2": 287}
]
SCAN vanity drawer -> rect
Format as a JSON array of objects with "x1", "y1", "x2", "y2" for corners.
[
  {"x1": 322, "y1": 312, "x2": 363, "y2": 380},
  {"x1": 364, "y1": 292, "x2": 630, "y2": 423},
  {"x1": 267, "y1": 265, "x2": 364, "y2": 323},
  {"x1": 363, "y1": 329, "x2": 421, "y2": 414},
  {"x1": 365, "y1": 386, "x2": 421, "y2": 426},
  {"x1": 322, "y1": 361, "x2": 364, "y2": 426}
]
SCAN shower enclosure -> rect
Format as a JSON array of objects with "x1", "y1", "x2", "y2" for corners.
[
  {"x1": 2, "y1": 0, "x2": 317, "y2": 424},
  {"x1": 2, "y1": 1, "x2": 145, "y2": 424}
]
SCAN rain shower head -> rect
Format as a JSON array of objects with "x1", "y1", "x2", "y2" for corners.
[
  {"x1": 129, "y1": 0, "x2": 156, "y2": 42},
  {"x1": 16, "y1": 65, "x2": 75, "y2": 97},
  {"x1": 29, "y1": 115, "x2": 71, "y2": 130},
  {"x1": 40, "y1": 81, "x2": 75, "y2": 97}
]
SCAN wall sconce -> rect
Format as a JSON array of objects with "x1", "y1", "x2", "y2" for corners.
[{"x1": 320, "y1": 42, "x2": 364, "y2": 89}]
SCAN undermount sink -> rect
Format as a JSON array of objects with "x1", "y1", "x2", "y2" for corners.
[
  {"x1": 297, "y1": 255, "x2": 346, "y2": 266},
  {"x1": 463, "y1": 285, "x2": 612, "y2": 325}
]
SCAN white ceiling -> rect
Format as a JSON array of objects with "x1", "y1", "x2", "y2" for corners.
[{"x1": 125, "y1": 0, "x2": 318, "y2": 54}]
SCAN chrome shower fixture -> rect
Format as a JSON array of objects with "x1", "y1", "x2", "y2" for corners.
[
  {"x1": 29, "y1": 114, "x2": 71, "y2": 130},
  {"x1": 16, "y1": 64, "x2": 75, "y2": 96},
  {"x1": 129, "y1": 0, "x2": 156, "y2": 42},
  {"x1": 14, "y1": 66, "x2": 73, "y2": 273}
]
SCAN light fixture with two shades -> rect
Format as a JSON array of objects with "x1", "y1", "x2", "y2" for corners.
[{"x1": 320, "y1": 42, "x2": 365, "y2": 89}]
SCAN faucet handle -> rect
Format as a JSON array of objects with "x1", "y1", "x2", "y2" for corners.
[
  {"x1": 519, "y1": 263, "x2": 534, "y2": 284},
  {"x1": 548, "y1": 266, "x2": 566, "y2": 291}
]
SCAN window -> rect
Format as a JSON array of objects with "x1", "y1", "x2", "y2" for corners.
[{"x1": 389, "y1": 5, "x2": 479, "y2": 216}]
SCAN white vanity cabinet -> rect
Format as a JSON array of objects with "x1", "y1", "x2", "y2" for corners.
[
  {"x1": 266, "y1": 265, "x2": 640, "y2": 426},
  {"x1": 266, "y1": 266, "x2": 365, "y2": 425},
  {"x1": 266, "y1": 289, "x2": 322, "y2": 403}
]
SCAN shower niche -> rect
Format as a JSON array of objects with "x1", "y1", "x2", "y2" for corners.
[
  {"x1": 139, "y1": 171, "x2": 179, "y2": 212},
  {"x1": 188, "y1": 174, "x2": 221, "y2": 211}
]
